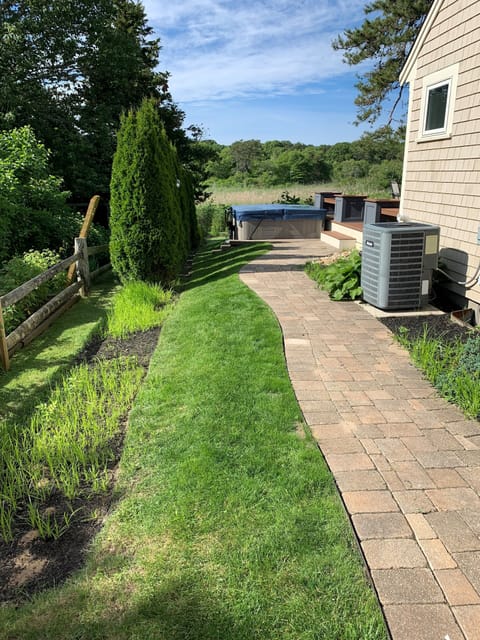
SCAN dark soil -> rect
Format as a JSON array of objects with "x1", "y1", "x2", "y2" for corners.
[
  {"x1": 380, "y1": 312, "x2": 477, "y2": 344},
  {"x1": 0, "y1": 327, "x2": 160, "y2": 605}
]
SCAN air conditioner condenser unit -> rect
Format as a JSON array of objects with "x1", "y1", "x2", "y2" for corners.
[{"x1": 361, "y1": 222, "x2": 440, "y2": 310}]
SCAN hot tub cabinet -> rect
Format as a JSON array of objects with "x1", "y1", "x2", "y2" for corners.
[{"x1": 232, "y1": 205, "x2": 326, "y2": 241}]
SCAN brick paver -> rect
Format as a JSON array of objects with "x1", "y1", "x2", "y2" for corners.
[{"x1": 240, "y1": 239, "x2": 480, "y2": 640}]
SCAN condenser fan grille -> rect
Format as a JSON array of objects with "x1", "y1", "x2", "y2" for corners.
[{"x1": 361, "y1": 223, "x2": 440, "y2": 310}]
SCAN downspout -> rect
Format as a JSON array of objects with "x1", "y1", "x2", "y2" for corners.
[{"x1": 398, "y1": 62, "x2": 416, "y2": 221}]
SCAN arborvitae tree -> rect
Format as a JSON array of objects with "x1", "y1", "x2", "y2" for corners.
[
  {"x1": 183, "y1": 168, "x2": 201, "y2": 250},
  {"x1": 109, "y1": 108, "x2": 139, "y2": 281},
  {"x1": 110, "y1": 98, "x2": 184, "y2": 284}
]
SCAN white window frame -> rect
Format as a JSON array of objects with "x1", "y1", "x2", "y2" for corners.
[{"x1": 417, "y1": 64, "x2": 459, "y2": 142}]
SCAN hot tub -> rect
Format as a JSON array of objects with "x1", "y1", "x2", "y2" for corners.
[{"x1": 231, "y1": 204, "x2": 326, "y2": 240}]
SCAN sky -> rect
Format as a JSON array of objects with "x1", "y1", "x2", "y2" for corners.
[{"x1": 142, "y1": 0, "x2": 379, "y2": 146}]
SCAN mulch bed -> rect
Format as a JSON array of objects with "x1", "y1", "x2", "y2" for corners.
[
  {"x1": 380, "y1": 312, "x2": 477, "y2": 344},
  {"x1": 0, "y1": 327, "x2": 160, "y2": 605}
]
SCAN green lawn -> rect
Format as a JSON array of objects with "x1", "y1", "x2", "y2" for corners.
[
  {"x1": 0, "y1": 272, "x2": 119, "y2": 424},
  {"x1": 0, "y1": 242, "x2": 387, "y2": 639}
]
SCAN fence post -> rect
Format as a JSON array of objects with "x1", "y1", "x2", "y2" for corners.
[
  {"x1": 74, "y1": 237, "x2": 90, "y2": 296},
  {"x1": 0, "y1": 299, "x2": 10, "y2": 371},
  {"x1": 67, "y1": 195, "x2": 101, "y2": 283}
]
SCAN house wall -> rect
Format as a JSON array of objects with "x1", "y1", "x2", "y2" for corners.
[{"x1": 402, "y1": 0, "x2": 480, "y2": 311}]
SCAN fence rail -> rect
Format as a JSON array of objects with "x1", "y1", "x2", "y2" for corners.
[{"x1": 0, "y1": 238, "x2": 110, "y2": 371}]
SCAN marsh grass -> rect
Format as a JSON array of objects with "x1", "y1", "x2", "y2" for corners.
[{"x1": 208, "y1": 180, "x2": 390, "y2": 206}]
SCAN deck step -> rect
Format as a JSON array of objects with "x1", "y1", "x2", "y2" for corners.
[
  {"x1": 320, "y1": 230, "x2": 356, "y2": 251},
  {"x1": 330, "y1": 222, "x2": 363, "y2": 248}
]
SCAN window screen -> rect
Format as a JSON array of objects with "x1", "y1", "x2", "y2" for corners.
[{"x1": 425, "y1": 83, "x2": 449, "y2": 131}]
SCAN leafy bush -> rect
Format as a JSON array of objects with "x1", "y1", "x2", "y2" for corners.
[
  {"x1": 0, "y1": 126, "x2": 73, "y2": 262},
  {"x1": 334, "y1": 159, "x2": 370, "y2": 182},
  {"x1": 274, "y1": 190, "x2": 301, "y2": 204},
  {"x1": 0, "y1": 249, "x2": 67, "y2": 334},
  {"x1": 305, "y1": 250, "x2": 362, "y2": 300}
]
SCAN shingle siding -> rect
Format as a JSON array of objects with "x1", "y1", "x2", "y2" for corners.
[{"x1": 402, "y1": 0, "x2": 480, "y2": 308}]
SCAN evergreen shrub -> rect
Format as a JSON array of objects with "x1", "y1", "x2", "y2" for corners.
[{"x1": 110, "y1": 99, "x2": 195, "y2": 284}]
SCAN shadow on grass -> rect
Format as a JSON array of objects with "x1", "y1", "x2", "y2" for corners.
[
  {"x1": 64, "y1": 577, "x2": 248, "y2": 640},
  {"x1": 0, "y1": 273, "x2": 119, "y2": 423},
  {"x1": 181, "y1": 240, "x2": 272, "y2": 292}
]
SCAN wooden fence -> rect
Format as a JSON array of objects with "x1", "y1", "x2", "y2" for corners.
[{"x1": 0, "y1": 237, "x2": 110, "y2": 371}]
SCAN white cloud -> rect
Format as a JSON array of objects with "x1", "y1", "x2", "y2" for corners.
[{"x1": 142, "y1": 0, "x2": 367, "y2": 103}]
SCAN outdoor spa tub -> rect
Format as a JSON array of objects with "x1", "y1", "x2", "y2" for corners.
[{"x1": 230, "y1": 204, "x2": 327, "y2": 240}]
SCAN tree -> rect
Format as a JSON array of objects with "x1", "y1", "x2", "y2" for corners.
[
  {"x1": 0, "y1": 127, "x2": 74, "y2": 262},
  {"x1": 229, "y1": 140, "x2": 264, "y2": 174},
  {"x1": 333, "y1": 0, "x2": 433, "y2": 124},
  {"x1": 109, "y1": 99, "x2": 191, "y2": 284},
  {"x1": 0, "y1": 1, "x2": 188, "y2": 201},
  {"x1": 325, "y1": 142, "x2": 353, "y2": 166},
  {"x1": 350, "y1": 126, "x2": 405, "y2": 164}
]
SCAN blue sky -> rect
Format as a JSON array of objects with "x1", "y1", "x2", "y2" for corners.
[{"x1": 142, "y1": 0, "x2": 380, "y2": 146}]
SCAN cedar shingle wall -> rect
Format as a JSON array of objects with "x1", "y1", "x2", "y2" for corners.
[{"x1": 403, "y1": 0, "x2": 480, "y2": 305}]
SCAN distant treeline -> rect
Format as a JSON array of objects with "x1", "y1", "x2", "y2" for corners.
[{"x1": 202, "y1": 125, "x2": 404, "y2": 190}]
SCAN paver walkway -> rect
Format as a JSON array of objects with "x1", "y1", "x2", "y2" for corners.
[{"x1": 239, "y1": 239, "x2": 480, "y2": 640}]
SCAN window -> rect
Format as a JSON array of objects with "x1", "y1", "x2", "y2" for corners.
[
  {"x1": 425, "y1": 82, "x2": 450, "y2": 132},
  {"x1": 418, "y1": 64, "x2": 458, "y2": 141}
]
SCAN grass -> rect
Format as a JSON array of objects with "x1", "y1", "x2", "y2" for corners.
[
  {"x1": 0, "y1": 276, "x2": 173, "y2": 543},
  {"x1": 0, "y1": 240, "x2": 387, "y2": 639},
  {"x1": 106, "y1": 280, "x2": 175, "y2": 338},
  {"x1": 0, "y1": 358, "x2": 143, "y2": 542},
  {"x1": 0, "y1": 272, "x2": 120, "y2": 424}
]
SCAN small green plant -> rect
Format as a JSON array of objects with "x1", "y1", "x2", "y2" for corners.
[
  {"x1": 26, "y1": 502, "x2": 78, "y2": 541},
  {"x1": 274, "y1": 190, "x2": 301, "y2": 204},
  {"x1": 395, "y1": 326, "x2": 480, "y2": 419},
  {"x1": 106, "y1": 280, "x2": 175, "y2": 338},
  {"x1": 305, "y1": 250, "x2": 362, "y2": 300},
  {"x1": 0, "y1": 357, "x2": 143, "y2": 542}
]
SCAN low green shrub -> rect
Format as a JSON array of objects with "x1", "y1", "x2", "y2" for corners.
[
  {"x1": 0, "y1": 249, "x2": 67, "y2": 334},
  {"x1": 305, "y1": 250, "x2": 362, "y2": 300},
  {"x1": 396, "y1": 327, "x2": 480, "y2": 419},
  {"x1": 457, "y1": 335, "x2": 480, "y2": 377}
]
